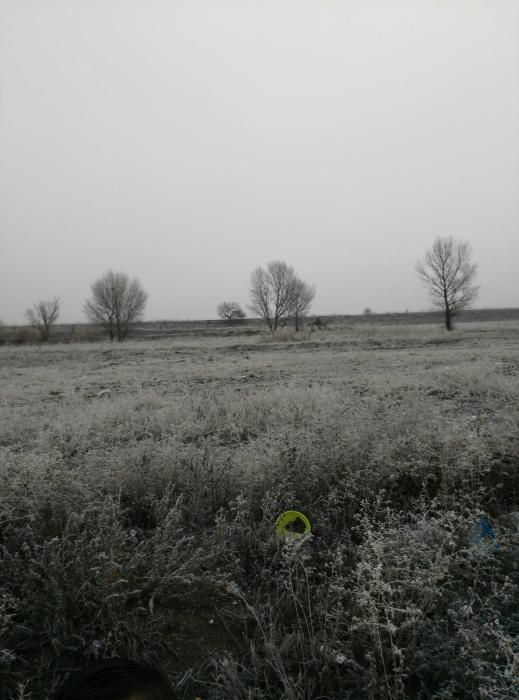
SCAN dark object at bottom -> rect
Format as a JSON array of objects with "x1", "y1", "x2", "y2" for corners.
[{"x1": 52, "y1": 657, "x2": 177, "y2": 700}]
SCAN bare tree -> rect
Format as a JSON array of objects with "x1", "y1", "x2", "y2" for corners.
[
  {"x1": 416, "y1": 237, "x2": 479, "y2": 331},
  {"x1": 249, "y1": 261, "x2": 315, "y2": 330},
  {"x1": 25, "y1": 297, "x2": 60, "y2": 342},
  {"x1": 84, "y1": 271, "x2": 147, "y2": 341},
  {"x1": 249, "y1": 266, "x2": 274, "y2": 329},
  {"x1": 217, "y1": 301, "x2": 246, "y2": 321},
  {"x1": 290, "y1": 277, "x2": 315, "y2": 331}
]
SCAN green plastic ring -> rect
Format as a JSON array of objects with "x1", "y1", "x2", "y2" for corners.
[{"x1": 275, "y1": 510, "x2": 312, "y2": 539}]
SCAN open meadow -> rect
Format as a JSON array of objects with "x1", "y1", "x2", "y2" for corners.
[{"x1": 1, "y1": 321, "x2": 518, "y2": 699}]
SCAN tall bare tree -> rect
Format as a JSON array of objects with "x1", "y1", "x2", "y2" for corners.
[
  {"x1": 25, "y1": 297, "x2": 60, "y2": 342},
  {"x1": 249, "y1": 261, "x2": 315, "y2": 330},
  {"x1": 416, "y1": 237, "x2": 479, "y2": 331},
  {"x1": 84, "y1": 271, "x2": 147, "y2": 341}
]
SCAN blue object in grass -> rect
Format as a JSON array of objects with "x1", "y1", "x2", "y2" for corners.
[{"x1": 474, "y1": 517, "x2": 498, "y2": 548}]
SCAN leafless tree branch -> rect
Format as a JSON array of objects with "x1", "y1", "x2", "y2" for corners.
[
  {"x1": 83, "y1": 271, "x2": 147, "y2": 341},
  {"x1": 416, "y1": 237, "x2": 479, "y2": 330},
  {"x1": 25, "y1": 297, "x2": 60, "y2": 342},
  {"x1": 249, "y1": 261, "x2": 315, "y2": 331},
  {"x1": 217, "y1": 301, "x2": 246, "y2": 321}
]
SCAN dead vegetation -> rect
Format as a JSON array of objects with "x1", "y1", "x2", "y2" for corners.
[{"x1": 0, "y1": 322, "x2": 518, "y2": 699}]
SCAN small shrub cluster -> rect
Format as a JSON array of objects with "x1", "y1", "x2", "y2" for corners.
[{"x1": 12, "y1": 327, "x2": 40, "y2": 345}]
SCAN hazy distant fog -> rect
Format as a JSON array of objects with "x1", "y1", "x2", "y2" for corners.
[{"x1": 1, "y1": 0, "x2": 518, "y2": 323}]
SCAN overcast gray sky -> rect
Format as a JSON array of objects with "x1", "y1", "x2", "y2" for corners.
[{"x1": 1, "y1": 0, "x2": 518, "y2": 324}]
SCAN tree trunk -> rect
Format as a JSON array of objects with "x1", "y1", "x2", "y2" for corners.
[{"x1": 444, "y1": 304, "x2": 452, "y2": 331}]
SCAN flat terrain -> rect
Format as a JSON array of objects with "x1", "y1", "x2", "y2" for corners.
[{"x1": 1, "y1": 321, "x2": 518, "y2": 699}]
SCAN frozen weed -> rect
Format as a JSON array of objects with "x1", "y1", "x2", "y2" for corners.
[{"x1": 0, "y1": 326, "x2": 518, "y2": 698}]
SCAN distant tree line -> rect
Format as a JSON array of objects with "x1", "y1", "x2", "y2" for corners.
[
  {"x1": 12, "y1": 271, "x2": 147, "y2": 344},
  {"x1": 216, "y1": 261, "x2": 315, "y2": 331},
  {"x1": 6, "y1": 236, "x2": 479, "y2": 344}
]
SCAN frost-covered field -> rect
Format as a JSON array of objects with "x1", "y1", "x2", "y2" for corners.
[{"x1": 1, "y1": 322, "x2": 518, "y2": 699}]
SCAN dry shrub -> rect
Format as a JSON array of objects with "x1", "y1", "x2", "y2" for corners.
[
  {"x1": 13, "y1": 327, "x2": 40, "y2": 345},
  {"x1": 1, "y1": 332, "x2": 518, "y2": 698}
]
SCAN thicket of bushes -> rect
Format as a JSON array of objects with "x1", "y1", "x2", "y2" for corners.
[{"x1": 0, "y1": 342, "x2": 518, "y2": 699}]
